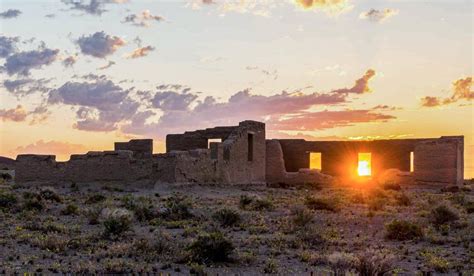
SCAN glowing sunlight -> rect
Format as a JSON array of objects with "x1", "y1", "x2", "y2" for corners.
[{"x1": 357, "y1": 153, "x2": 372, "y2": 176}]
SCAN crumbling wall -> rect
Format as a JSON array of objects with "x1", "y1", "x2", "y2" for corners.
[
  {"x1": 414, "y1": 136, "x2": 464, "y2": 185},
  {"x1": 166, "y1": 126, "x2": 236, "y2": 152},
  {"x1": 265, "y1": 140, "x2": 332, "y2": 185},
  {"x1": 114, "y1": 139, "x2": 153, "y2": 159},
  {"x1": 273, "y1": 136, "x2": 464, "y2": 183},
  {"x1": 16, "y1": 155, "x2": 64, "y2": 182}
]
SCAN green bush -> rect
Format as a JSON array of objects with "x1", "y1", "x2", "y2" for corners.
[
  {"x1": 212, "y1": 208, "x2": 241, "y2": 227},
  {"x1": 0, "y1": 191, "x2": 17, "y2": 209},
  {"x1": 385, "y1": 220, "x2": 423, "y2": 241},
  {"x1": 305, "y1": 196, "x2": 339, "y2": 212},
  {"x1": 23, "y1": 197, "x2": 44, "y2": 212},
  {"x1": 430, "y1": 205, "x2": 459, "y2": 226},
  {"x1": 61, "y1": 204, "x2": 79, "y2": 216},
  {"x1": 354, "y1": 249, "x2": 396, "y2": 275},
  {"x1": 102, "y1": 208, "x2": 133, "y2": 238},
  {"x1": 188, "y1": 231, "x2": 234, "y2": 263},
  {"x1": 250, "y1": 198, "x2": 273, "y2": 211},
  {"x1": 239, "y1": 194, "x2": 253, "y2": 209},
  {"x1": 85, "y1": 194, "x2": 106, "y2": 204},
  {"x1": 291, "y1": 206, "x2": 313, "y2": 228},
  {"x1": 40, "y1": 187, "x2": 62, "y2": 202},
  {"x1": 163, "y1": 194, "x2": 193, "y2": 220}
]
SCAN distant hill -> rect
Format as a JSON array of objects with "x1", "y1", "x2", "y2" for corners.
[{"x1": 0, "y1": 156, "x2": 16, "y2": 170}]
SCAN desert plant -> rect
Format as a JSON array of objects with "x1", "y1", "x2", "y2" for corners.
[
  {"x1": 85, "y1": 194, "x2": 106, "y2": 204},
  {"x1": 40, "y1": 187, "x2": 62, "y2": 202},
  {"x1": 187, "y1": 231, "x2": 234, "y2": 263},
  {"x1": 239, "y1": 194, "x2": 254, "y2": 209},
  {"x1": 163, "y1": 194, "x2": 193, "y2": 220},
  {"x1": 385, "y1": 219, "x2": 423, "y2": 241},
  {"x1": 0, "y1": 191, "x2": 17, "y2": 209},
  {"x1": 305, "y1": 196, "x2": 339, "y2": 212},
  {"x1": 291, "y1": 206, "x2": 314, "y2": 228},
  {"x1": 251, "y1": 197, "x2": 273, "y2": 211},
  {"x1": 85, "y1": 207, "x2": 102, "y2": 225},
  {"x1": 263, "y1": 258, "x2": 278, "y2": 274},
  {"x1": 395, "y1": 192, "x2": 411, "y2": 206},
  {"x1": 430, "y1": 204, "x2": 459, "y2": 226},
  {"x1": 465, "y1": 201, "x2": 474, "y2": 214},
  {"x1": 327, "y1": 252, "x2": 356, "y2": 276},
  {"x1": 31, "y1": 233, "x2": 68, "y2": 253},
  {"x1": 212, "y1": 208, "x2": 241, "y2": 227},
  {"x1": 382, "y1": 181, "x2": 401, "y2": 191},
  {"x1": 102, "y1": 208, "x2": 133, "y2": 238},
  {"x1": 23, "y1": 197, "x2": 44, "y2": 212},
  {"x1": 354, "y1": 249, "x2": 396, "y2": 276},
  {"x1": 61, "y1": 204, "x2": 79, "y2": 216}
]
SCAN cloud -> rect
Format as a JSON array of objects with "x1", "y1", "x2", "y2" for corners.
[
  {"x1": 332, "y1": 69, "x2": 376, "y2": 94},
  {"x1": 61, "y1": 0, "x2": 129, "y2": 16},
  {"x1": 3, "y1": 78, "x2": 51, "y2": 98},
  {"x1": 98, "y1": 60, "x2": 115, "y2": 70},
  {"x1": 359, "y1": 8, "x2": 399, "y2": 23},
  {"x1": 48, "y1": 78, "x2": 139, "y2": 132},
  {"x1": 62, "y1": 55, "x2": 78, "y2": 67},
  {"x1": 3, "y1": 48, "x2": 60, "y2": 76},
  {"x1": 0, "y1": 9, "x2": 21, "y2": 19},
  {"x1": 421, "y1": 77, "x2": 473, "y2": 107},
  {"x1": 188, "y1": 0, "x2": 276, "y2": 17},
  {"x1": 123, "y1": 10, "x2": 164, "y2": 27},
  {"x1": 246, "y1": 65, "x2": 278, "y2": 80},
  {"x1": 126, "y1": 46, "x2": 155, "y2": 59},
  {"x1": 152, "y1": 91, "x2": 198, "y2": 111},
  {"x1": 11, "y1": 140, "x2": 87, "y2": 159},
  {"x1": 293, "y1": 0, "x2": 353, "y2": 16},
  {"x1": 268, "y1": 109, "x2": 395, "y2": 131},
  {"x1": 76, "y1": 31, "x2": 126, "y2": 58},
  {"x1": 0, "y1": 105, "x2": 28, "y2": 122},
  {"x1": 0, "y1": 36, "x2": 19, "y2": 57}
]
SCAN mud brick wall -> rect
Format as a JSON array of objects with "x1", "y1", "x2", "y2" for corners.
[
  {"x1": 114, "y1": 139, "x2": 153, "y2": 159},
  {"x1": 414, "y1": 136, "x2": 464, "y2": 185},
  {"x1": 16, "y1": 155, "x2": 65, "y2": 182},
  {"x1": 273, "y1": 137, "x2": 463, "y2": 183},
  {"x1": 166, "y1": 126, "x2": 237, "y2": 152}
]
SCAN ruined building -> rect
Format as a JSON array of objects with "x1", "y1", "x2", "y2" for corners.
[{"x1": 15, "y1": 120, "x2": 464, "y2": 185}]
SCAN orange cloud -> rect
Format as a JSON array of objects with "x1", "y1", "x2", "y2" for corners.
[
  {"x1": 127, "y1": 46, "x2": 155, "y2": 59},
  {"x1": 332, "y1": 69, "x2": 376, "y2": 94},
  {"x1": 421, "y1": 77, "x2": 473, "y2": 107},
  {"x1": 294, "y1": 0, "x2": 352, "y2": 15},
  {"x1": 0, "y1": 105, "x2": 27, "y2": 122}
]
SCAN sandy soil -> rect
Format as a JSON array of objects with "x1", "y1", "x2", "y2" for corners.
[{"x1": 0, "y1": 179, "x2": 472, "y2": 274}]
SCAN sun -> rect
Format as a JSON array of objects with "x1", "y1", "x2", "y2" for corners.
[{"x1": 357, "y1": 153, "x2": 372, "y2": 176}]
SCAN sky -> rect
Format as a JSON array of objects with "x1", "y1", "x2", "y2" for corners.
[{"x1": 0, "y1": 0, "x2": 473, "y2": 178}]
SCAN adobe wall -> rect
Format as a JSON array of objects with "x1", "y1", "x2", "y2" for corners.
[
  {"x1": 16, "y1": 150, "x2": 152, "y2": 183},
  {"x1": 114, "y1": 139, "x2": 153, "y2": 159},
  {"x1": 272, "y1": 136, "x2": 464, "y2": 185},
  {"x1": 265, "y1": 140, "x2": 332, "y2": 185},
  {"x1": 414, "y1": 136, "x2": 464, "y2": 185},
  {"x1": 164, "y1": 120, "x2": 266, "y2": 184}
]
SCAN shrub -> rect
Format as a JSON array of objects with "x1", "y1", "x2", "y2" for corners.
[
  {"x1": 102, "y1": 208, "x2": 133, "y2": 238},
  {"x1": 382, "y1": 181, "x2": 401, "y2": 191},
  {"x1": 395, "y1": 192, "x2": 411, "y2": 206},
  {"x1": 212, "y1": 208, "x2": 241, "y2": 227},
  {"x1": 465, "y1": 201, "x2": 474, "y2": 214},
  {"x1": 40, "y1": 187, "x2": 62, "y2": 202},
  {"x1": 85, "y1": 207, "x2": 102, "y2": 225},
  {"x1": 31, "y1": 233, "x2": 68, "y2": 253},
  {"x1": 249, "y1": 197, "x2": 273, "y2": 211},
  {"x1": 430, "y1": 205, "x2": 459, "y2": 226},
  {"x1": 163, "y1": 194, "x2": 193, "y2": 220},
  {"x1": 0, "y1": 191, "x2": 17, "y2": 209},
  {"x1": 354, "y1": 249, "x2": 396, "y2": 276},
  {"x1": 61, "y1": 204, "x2": 79, "y2": 216},
  {"x1": 426, "y1": 255, "x2": 450, "y2": 273},
  {"x1": 351, "y1": 192, "x2": 365, "y2": 204},
  {"x1": 327, "y1": 252, "x2": 356, "y2": 276},
  {"x1": 305, "y1": 196, "x2": 339, "y2": 212},
  {"x1": 187, "y1": 231, "x2": 234, "y2": 263},
  {"x1": 85, "y1": 194, "x2": 106, "y2": 204},
  {"x1": 368, "y1": 197, "x2": 386, "y2": 211},
  {"x1": 23, "y1": 197, "x2": 44, "y2": 212},
  {"x1": 385, "y1": 219, "x2": 423, "y2": 241},
  {"x1": 239, "y1": 194, "x2": 253, "y2": 209},
  {"x1": 263, "y1": 258, "x2": 278, "y2": 274},
  {"x1": 298, "y1": 225, "x2": 326, "y2": 247},
  {"x1": 291, "y1": 206, "x2": 313, "y2": 228}
]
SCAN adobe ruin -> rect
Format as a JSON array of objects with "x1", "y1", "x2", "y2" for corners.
[{"x1": 15, "y1": 120, "x2": 464, "y2": 185}]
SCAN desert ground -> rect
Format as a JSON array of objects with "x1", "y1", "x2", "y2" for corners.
[{"x1": 0, "y1": 176, "x2": 473, "y2": 275}]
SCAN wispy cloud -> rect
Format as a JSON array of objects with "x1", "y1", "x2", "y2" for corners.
[
  {"x1": 421, "y1": 77, "x2": 473, "y2": 107},
  {"x1": 123, "y1": 10, "x2": 164, "y2": 27},
  {"x1": 126, "y1": 46, "x2": 155, "y2": 59},
  {"x1": 0, "y1": 9, "x2": 22, "y2": 19},
  {"x1": 293, "y1": 0, "x2": 353, "y2": 16},
  {"x1": 61, "y1": 0, "x2": 129, "y2": 16},
  {"x1": 0, "y1": 105, "x2": 28, "y2": 122},
  {"x1": 3, "y1": 48, "x2": 60, "y2": 76},
  {"x1": 359, "y1": 8, "x2": 399, "y2": 23}
]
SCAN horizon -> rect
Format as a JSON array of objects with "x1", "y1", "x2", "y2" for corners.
[{"x1": 0, "y1": 0, "x2": 473, "y2": 178}]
